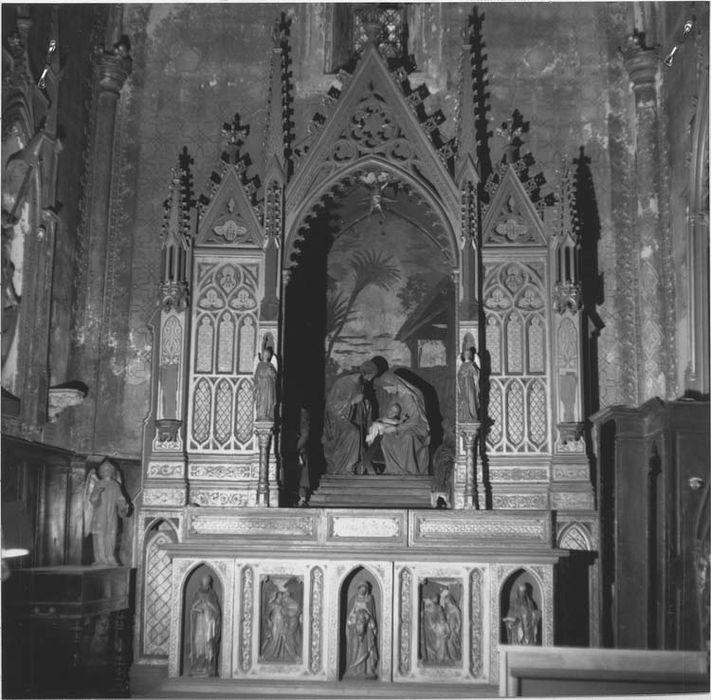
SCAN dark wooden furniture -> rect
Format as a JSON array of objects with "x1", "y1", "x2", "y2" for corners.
[
  {"x1": 591, "y1": 398, "x2": 710, "y2": 651},
  {"x1": 3, "y1": 565, "x2": 133, "y2": 698}
]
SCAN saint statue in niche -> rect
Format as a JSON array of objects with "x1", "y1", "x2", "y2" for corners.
[
  {"x1": 254, "y1": 346, "x2": 278, "y2": 422},
  {"x1": 503, "y1": 582, "x2": 541, "y2": 645},
  {"x1": 372, "y1": 370, "x2": 430, "y2": 475},
  {"x1": 260, "y1": 579, "x2": 302, "y2": 663},
  {"x1": 322, "y1": 361, "x2": 377, "y2": 474},
  {"x1": 345, "y1": 581, "x2": 378, "y2": 679},
  {"x1": 457, "y1": 346, "x2": 480, "y2": 423},
  {"x1": 83, "y1": 458, "x2": 130, "y2": 566},
  {"x1": 189, "y1": 574, "x2": 222, "y2": 676}
]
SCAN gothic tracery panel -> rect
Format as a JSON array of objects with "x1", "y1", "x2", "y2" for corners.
[
  {"x1": 188, "y1": 261, "x2": 259, "y2": 451},
  {"x1": 143, "y1": 528, "x2": 176, "y2": 657},
  {"x1": 484, "y1": 263, "x2": 550, "y2": 453}
]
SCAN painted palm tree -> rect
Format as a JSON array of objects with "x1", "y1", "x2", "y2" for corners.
[{"x1": 326, "y1": 249, "x2": 401, "y2": 361}]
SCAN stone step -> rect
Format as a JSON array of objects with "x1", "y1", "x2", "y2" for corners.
[
  {"x1": 309, "y1": 474, "x2": 434, "y2": 508},
  {"x1": 150, "y1": 677, "x2": 497, "y2": 698}
]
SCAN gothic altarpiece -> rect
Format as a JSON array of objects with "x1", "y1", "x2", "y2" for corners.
[{"x1": 135, "y1": 14, "x2": 597, "y2": 689}]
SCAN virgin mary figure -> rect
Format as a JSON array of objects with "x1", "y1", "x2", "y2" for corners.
[{"x1": 374, "y1": 370, "x2": 430, "y2": 475}]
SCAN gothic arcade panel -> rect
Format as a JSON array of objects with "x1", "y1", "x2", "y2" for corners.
[
  {"x1": 188, "y1": 260, "x2": 259, "y2": 452},
  {"x1": 483, "y1": 262, "x2": 549, "y2": 453}
]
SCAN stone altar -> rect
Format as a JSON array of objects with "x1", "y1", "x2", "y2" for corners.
[{"x1": 132, "y1": 9, "x2": 596, "y2": 691}]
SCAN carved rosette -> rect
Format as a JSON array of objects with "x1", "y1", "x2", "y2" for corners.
[
  {"x1": 240, "y1": 566, "x2": 254, "y2": 672},
  {"x1": 470, "y1": 568, "x2": 483, "y2": 678},
  {"x1": 309, "y1": 567, "x2": 323, "y2": 673},
  {"x1": 398, "y1": 568, "x2": 412, "y2": 675}
]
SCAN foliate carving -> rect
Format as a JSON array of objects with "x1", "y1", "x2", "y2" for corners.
[
  {"x1": 552, "y1": 464, "x2": 589, "y2": 481},
  {"x1": 310, "y1": 567, "x2": 323, "y2": 673},
  {"x1": 188, "y1": 463, "x2": 253, "y2": 480},
  {"x1": 93, "y1": 39, "x2": 132, "y2": 95},
  {"x1": 489, "y1": 467, "x2": 548, "y2": 482},
  {"x1": 143, "y1": 488, "x2": 185, "y2": 507},
  {"x1": 553, "y1": 280, "x2": 582, "y2": 314},
  {"x1": 399, "y1": 568, "x2": 412, "y2": 675},
  {"x1": 491, "y1": 493, "x2": 548, "y2": 510},
  {"x1": 189, "y1": 514, "x2": 315, "y2": 537},
  {"x1": 414, "y1": 515, "x2": 548, "y2": 542},
  {"x1": 190, "y1": 490, "x2": 249, "y2": 508},
  {"x1": 147, "y1": 462, "x2": 184, "y2": 478},
  {"x1": 555, "y1": 422, "x2": 585, "y2": 453},
  {"x1": 240, "y1": 566, "x2": 254, "y2": 672},
  {"x1": 550, "y1": 491, "x2": 594, "y2": 510},
  {"x1": 470, "y1": 568, "x2": 483, "y2": 678}
]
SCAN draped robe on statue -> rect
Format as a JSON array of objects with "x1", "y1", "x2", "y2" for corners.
[
  {"x1": 322, "y1": 373, "x2": 370, "y2": 474},
  {"x1": 375, "y1": 371, "x2": 430, "y2": 475}
]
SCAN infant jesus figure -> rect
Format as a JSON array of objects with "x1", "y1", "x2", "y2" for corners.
[{"x1": 366, "y1": 402, "x2": 402, "y2": 447}]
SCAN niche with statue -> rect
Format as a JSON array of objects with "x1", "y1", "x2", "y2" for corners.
[
  {"x1": 339, "y1": 568, "x2": 381, "y2": 680},
  {"x1": 181, "y1": 564, "x2": 223, "y2": 677},
  {"x1": 258, "y1": 575, "x2": 304, "y2": 664},
  {"x1": 418, "y1": 578, "x2": 463, "y2": 667},
  {"x1": 500, "y1": 569, "x2": 542, "y2": 645}
]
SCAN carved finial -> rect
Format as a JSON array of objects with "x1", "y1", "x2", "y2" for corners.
[
  {"x1": 222, "y1": 112, "x2": 249, "y2": 150},
  {"x1": 495, "y1": 109, "x2": 529, "y2": 163}
]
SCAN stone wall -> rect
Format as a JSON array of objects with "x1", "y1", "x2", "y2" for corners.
[{"x1": 73, "y1": 2, "x2": 704, "y2": 457}]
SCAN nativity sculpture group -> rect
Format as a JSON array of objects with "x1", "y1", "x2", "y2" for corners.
[{"x1": 322, "y1": 361, "x2": 432, "y2": 476}]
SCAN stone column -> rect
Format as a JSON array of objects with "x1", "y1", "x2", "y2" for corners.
[
  {"x1": 72, "y1": 42, "x2": 131, "y2": 452},
  {"x1": 622, "y1": 34, "x2": 669, "y2": 402},
  {"x1": 461, "y1": 423, "x2": 480, "y2": 509},
  {"x1": 254, "y1": 422, "x2": 273, "y2": 506}
]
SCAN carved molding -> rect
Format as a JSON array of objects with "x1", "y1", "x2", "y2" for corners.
[
  {"x1": 188, "y1": 513, "x2": 316, "y2": 537},
  {"x1": 413, "y1": 514, "x2": 549, "y2": 543},
  {"x1": 470, "y1": 568, "x2": 483, "y2": 678},
  {"x1": 309, "y1": 567, "x2": 323, "y2": 674},
  {"x1": 143, "y1": 487, "x2": 185, "y2": 507},
  {"x1": 147, "y1": 462, "x2": 184, "y2": 479},
  {"x1": 489, "y1": 467, "x2": 548, "y2": 482},
  {"x1": 190, "y1": 489, "x2": 251, "y2": 508},
  {"x1": 491, "y1": 493, "x2": 548, "y2": 510},
  {"x1": 188, "y1": 463, "x2": 254, "y2": 480},
  {"x1": 240, "y1": 566, "x2": 254, "y2": 672},
  {"x1": 399, "y1": 567, "x2": 412, "y2": 676}
]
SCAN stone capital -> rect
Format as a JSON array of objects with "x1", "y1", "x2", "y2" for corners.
[
  {"x1": 621, "y1": 34, "x2": 659, "y2": 89},
  {"x1": 94, "y1": 50, "x2": 132, "y2": 95}
]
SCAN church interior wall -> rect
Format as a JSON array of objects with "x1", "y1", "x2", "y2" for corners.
[{"x1": 1, "y1": 2, "x2": 708, "y2": 697}]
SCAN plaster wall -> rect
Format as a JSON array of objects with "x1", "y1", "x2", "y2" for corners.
[{"x1": 98, "y1": 3, "x2": 661, "y2": 456}]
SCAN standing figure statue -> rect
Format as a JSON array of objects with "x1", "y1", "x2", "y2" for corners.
[
  {"x1": 254, "y1": 347, "x2": 278, "y2": 422},
  {"x1": 261, "y1": 583, "x2": 302, "y2": 663},
  {"x1": 457, "y1": 346, "x2": 480, "y2": 423},
  {"x1": 373, "y1": 370, "x2": 430, "y2": 475},
  {"x1": 504, "y1": 583, "x2": 541, "y2": 645},
  {"x1": 322, "y1": 361, "x2": 377, "y2": 474},
  {"x1": 83, "y1": 458, "x2": 130, "y2": 566},
  {"x1": 422, "y1": 596, "x2": 449, "y2": 664},
  {"x1": 190, "y1": 574, "x2": 221, "y2": 676},
  {"x1": 345, "y1": 581, "x2": 378, "y2": 679},
  {"x1": 440, "y1": 588, "x2": 462, "y2": 662}
]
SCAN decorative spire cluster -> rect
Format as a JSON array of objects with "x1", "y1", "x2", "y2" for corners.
[
  {"x1": 198, "y1": 112, "x2": 261, "y2": 215},
  {"x1": 484, "y1": 109, "x2": 555, "y2": 218}
]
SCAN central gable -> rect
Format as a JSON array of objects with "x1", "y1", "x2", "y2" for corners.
[{"x1": 285, "y1": 43, "x2": 458, "y2": 229}]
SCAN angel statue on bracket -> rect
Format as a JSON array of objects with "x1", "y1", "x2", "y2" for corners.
[{"x1": 83, "y1": 458, "x2": 130, "y2": 566}]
